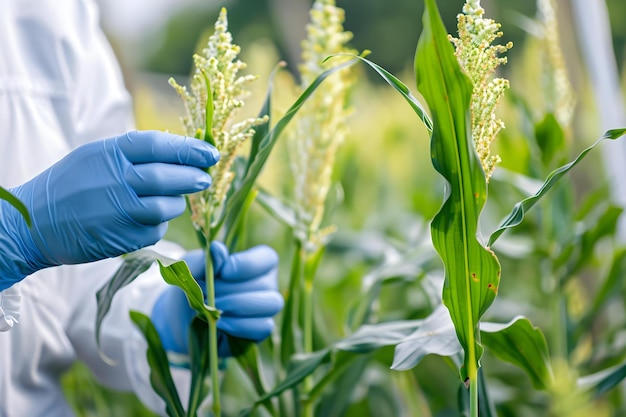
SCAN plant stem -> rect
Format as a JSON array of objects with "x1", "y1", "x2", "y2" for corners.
[
  {"x1": 469, "y1": 377, "x2": 478, "y2": 417},
  {"x1": 204, "y1": 211, "x2": 221, "y2": 417},
  {"x1": 302, "y1": 246, "x2": 314, "y2": 417}
]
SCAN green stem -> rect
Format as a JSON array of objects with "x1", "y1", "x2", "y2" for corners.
[
  {"x1": 302, "y1": 247, "x2": 314, "y2": 417},
  {"x1": 469, "y1": 377, "x2": 478, "y2": 417},
  {"x1": 204, "y1": 211, "x2": 221, "y2": 417}
]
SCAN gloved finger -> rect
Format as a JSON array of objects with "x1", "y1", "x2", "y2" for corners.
[
  {"x1": 215, "y1": 267, "x2": 278, "y2": 295},
  {"x1": 217, "y1": 316, "x2": 275, "y2": 342},
  {"x1": 123, "y1": 222, "x2": 169, "y2": 252},
  {"x1": 125, "y1": 195, "x2": 186, "y2": 225},
  {"x1": 216, "y1": 291, "x2": 284, "y2": 318},
  {"x1": 182, "y1": 249, "x2": 205, "y2": 279},
  {"x1": 116, "y1": 131, "x2": 220, "y2": 168},
  {"x1": 210, "y1": 241, "x2": 229, "y2": 274},
  {"x1": 219, "y1": 245, "x2": 279, "y2": 282},
  {"x1": 125, "y1": 163, "x2": 212, "y2": 196}
]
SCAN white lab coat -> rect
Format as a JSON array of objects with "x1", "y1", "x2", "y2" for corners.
[{"x1": 0, "y1": 1, "x2": 186, "y2": 415}]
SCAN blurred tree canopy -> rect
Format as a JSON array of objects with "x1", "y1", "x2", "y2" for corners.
[{"x1": 142, "y1": 0, "x2": 624, "y2": 79}]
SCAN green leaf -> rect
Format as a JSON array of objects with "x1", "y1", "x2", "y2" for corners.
[
  {"x1": 228, "y1": 336, "x2": 276, "y2": 415},
  {"x1": 327, "y1": 54, "x2": 433, "y2": 133},
  {"x1": 535, "y1": 113, "x2": 566, "y2": 168},
  {"x1": 417, "y1": 0, "x2": 501, "y2": 381},
  {"x1": 480, "y1": 317, "x2": 552, "y2": 390},
  {"x1": 129, "y1": 311, "x2": 185, "y2": 417},
  {"x1": 187, "y1": 317, "x2": 210, "y2": 417},
  {"x1": 391, "y1": 305, "x2": 462, "y2": 371},
  {"x1": 578, "y1": 361, "x2": 626, "y2": 398},
  {"x1": 0, "y1": 186, "x2": 30, "y2": 226},
  {"x1": 95, "y1": 249, "x2": 171, "y2": 361},
  {"x1": 253, "y1": 349, "x2": 332, "y2": 408},
  {"x1": 280, "y1": 241, "x2": 303, "y2": 368},
  {"x1": 255, "y1": 187, "x2": 297, "y2": 228},
  {"x1": 336, "y1": 320, "x2": 423, "y2": 353},
  {"x1": 157, "y1": 259, "x2": 219, "y2": 321},
  {"x1": 488, "y1": 128, "x2": 626, "y2": 247},
  {"x1": 221, "y1": 57, "x2": 359, "y2": 240},
  {"x1": 243, "y1": 63, "x2": 283, "y2": 178}
]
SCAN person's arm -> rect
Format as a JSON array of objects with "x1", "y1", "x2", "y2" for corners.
[{"x1": 0, "y1": 130, "x2": 219, "y2": 292}]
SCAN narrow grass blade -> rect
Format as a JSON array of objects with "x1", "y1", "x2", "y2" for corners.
[
  {"x1": 327, "y1": 54, "x2": 433, "y2": 133},
  {"x1": 129, "y1": 311, "x2": 185, "y2": 417},
  {"x1": 243, "y1": 63, "x2": 284, "y2": 178},
  {"x1": 417, "y1": 0, "x2": 501, "y2": 381},
  {"x1": 227, "y1": 336, "x2": 275, "y2": 415},
  {"x1": 157, "y1": 259, "x2": 219, "y2": 321},
  {"x1": 255, "y1": 188, "x2": 297, "y2": 228},
  {"x1": 578, "y1": 361, "x2": 626, "y2": 398},
  {"x1": 480, "y1": 317, "x2": 552, "y2": 390},
  {"x1": 251, "y1": 319, "x2": 422, "y2": 413},
  {"x1": 280, "y1": 241, "x2": 303, "y2": 368},
  {"x1": 0, "y1": 186, "x2": 30, "y2": 226},
  {"x1": 488, "y1": 128, "x2": 626, "y2": 247},
  {"x1": 95, "y1": 249, "x2": 171, "y2": 362}
]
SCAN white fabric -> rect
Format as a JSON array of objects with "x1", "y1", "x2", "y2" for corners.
[
  {"x1": 0, "y1": 1, "x2": 184, "y2": 415},
  {"x1": 0, "y1": 286, "x2": 20, "y2": 331}
]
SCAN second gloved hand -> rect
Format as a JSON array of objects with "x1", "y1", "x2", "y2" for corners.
[
  {"x1": 151, "y1": 241, "x2": 284, "y2": 357},
  {"x1": 0, "y1": 131, "x2": 219, "y2": 291}
]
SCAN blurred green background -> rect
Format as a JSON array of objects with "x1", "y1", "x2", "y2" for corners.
[{"x1": 62, "y1": 0, "x2": 626, "y2": 415}]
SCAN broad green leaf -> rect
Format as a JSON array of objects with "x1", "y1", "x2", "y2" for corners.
[
  {"x1": 221, "y1": 58, "x2": 359, "y2": 239},
  {"x1": 480, "y1": 317, "x2": 552, "y2": 390},
  {"x1": 157, "y1": 259, "x2": 219, "y2": 321},
  {"x1": 95, "y1": 249, "x2": 172, "y2": 360},
  {"x1": 129, "y1": 311, "x2": 185, "y2": 417},
  {"x1": 335, "y1": 320, "x2": 423, "y2": 353},
  {"x1": 326, "y1": 54, "x2": 433, "y2": 133},
  {"x1": 187, "y1": 317, "x2": 210, "y2": 417},
  {"x1": 417, "y1": 0, "x2": 501, "y2": 381},
  {"x1": 0, "y1": 186, "x2": 30, "y2": 226},
  {"x1": 391, "y1": 305, "x2": 462, "y2": 371},
  {"x1": 488, "y1": 128, "x2": 626, "y2": 247},
  {"x1": 578, "y1": 361, "x2": 626, "y2": 398}
]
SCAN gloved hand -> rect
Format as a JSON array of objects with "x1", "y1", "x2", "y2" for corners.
[
  {"x1": 0, "y1": 131, "x2": 219, "y2": 291},
  {"x1": 151, "y1": 241, "x2": 283, "y2": 357}
]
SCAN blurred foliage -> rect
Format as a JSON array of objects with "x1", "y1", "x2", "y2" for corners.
[{"x1": 140, "y1": 0, "x2": 626, "y2": 80}]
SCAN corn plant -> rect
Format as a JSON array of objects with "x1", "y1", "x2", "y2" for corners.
[
  {"x1": 346, "y1": 0, "x2": 626, "y2": 415},
  {"x1": 93, "y1": 6, "x2": 360, "y2": 417}
]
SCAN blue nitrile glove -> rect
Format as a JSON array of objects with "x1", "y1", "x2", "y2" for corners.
[
  {"x1": 0, "y1": 131, "x2": 219, "y2": 291},
  {"x1": 151, "y1": 241, "x2": 283, "y2": 357}
]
